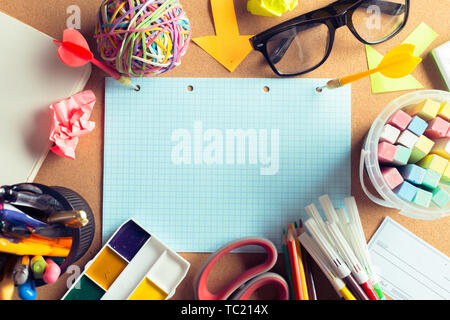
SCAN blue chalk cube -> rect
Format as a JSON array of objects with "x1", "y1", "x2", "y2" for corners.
[
  {"x1": 422, "y1": 169, "x2": 442, "y2": 190},
  {"x1": 400, "y1": 164, "x2": 426, "y2": 185},
  {"x1": 413, "y1": 188, "x2": 433, "y2": 207},
  {"x1": 432, "y1": 186, "x2": 449, "y2": 208},
  {"x1": 393, "y1": 181, "x2": 418, "y2": 202},
  {"x1": 407, "y1": 116, "x2": 428, "y2": 136}
]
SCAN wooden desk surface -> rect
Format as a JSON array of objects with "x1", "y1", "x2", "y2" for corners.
[{"x1": 0, "y1": 0, "x2": 448, "y2": 300}]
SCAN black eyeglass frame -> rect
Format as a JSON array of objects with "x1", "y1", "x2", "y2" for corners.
[{"x1": 250, "y1": 0, "x2": 410, "y2": 77}]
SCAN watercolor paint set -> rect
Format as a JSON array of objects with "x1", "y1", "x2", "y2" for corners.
[{"x1": 62, "y1": 219, "x2": 190, "y2": 300}]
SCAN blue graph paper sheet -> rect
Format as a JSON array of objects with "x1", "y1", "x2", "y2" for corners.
[{"x1": 103, "y1": 78, "x2": 351, "y2": 252}]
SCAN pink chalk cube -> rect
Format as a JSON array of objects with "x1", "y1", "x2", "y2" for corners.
[
  {"x1": 378, "y1": 142, "x2": 397, "y2": 163},
  {"x1": 446, "y1": 127, "x2": 450, "y2": 138},
  {"x1": 387, "y1": 110, "x2": 413, "y2": 131},
  {"x1": 381, "y1": 167, "x2": 404, "y2": 189},
  {"x1": 424, "y1": 117, "x2": 450, "y2": 139}
]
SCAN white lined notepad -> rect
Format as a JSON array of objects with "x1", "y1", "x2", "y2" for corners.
[
  {"x1": 0, "y1": 12, "x2": 91, "y2": 184},
  {"x1": 368, "y1": 217, "x2": 450, "y2": 300}
]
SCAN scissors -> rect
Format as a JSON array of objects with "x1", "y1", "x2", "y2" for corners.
[{"x1": 194, "y1": 237, "x2": 289, "y2": 300}]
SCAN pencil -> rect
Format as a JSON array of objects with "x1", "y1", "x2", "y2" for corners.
[
  {"x1": 293, "y1": 223, "x2": 309, "y2": 300},
  {"x1": 286, "y1": 226, "x2": 304, "y2": 300},
  {"x1": 298, "y1": 219, "x2": 317, "y2": 300},
  {"x1": 282, "y1": 229, "x2": 295, "y2": 300}
]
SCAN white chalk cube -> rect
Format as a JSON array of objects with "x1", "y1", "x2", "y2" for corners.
[
  {"x1": 380, "y1": 124, "x2": 401, "y2": 144},
  {"x1": 397, "y1": 130, "x2": 419, "y2": 149}
]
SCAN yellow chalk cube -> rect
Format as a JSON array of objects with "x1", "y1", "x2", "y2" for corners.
[
  {"x1": 408, "y1": 135, "x2": 435, "y2": 163},
  {"x1": 441, "y1": 163, "x2": 450, "y2": 184},
  {"x1": 431, "y1": 138, "x2": 450, "y2": 160},
  {"x1": 418, "y1": 154, "x2": 448, "y2": 175},
  {"x1": 438, "y1": 102, "x2": 450, "y2": 122},
  {"x1": 404, "y1": 99, "x2": 440, "y2": 121}
]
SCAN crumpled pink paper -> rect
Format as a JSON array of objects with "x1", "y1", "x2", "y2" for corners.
[{"x1": 49, "y1": 90, "x2": 96, "y2": 159}]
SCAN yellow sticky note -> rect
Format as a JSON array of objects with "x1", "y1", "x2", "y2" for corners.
[
  {"x1": 404, "y1": 99, "x2": 440, "y2": 121},
  {"x1": 247, "y1": 0, "x2": 298, "y2": 17},
  {"x1": 366, "y1": 22, "x2": 438, "y2": 94},
  {"x1": 409, "y1": 135, "x2": 435, "y2": 163},
  {"x1": 418, "y1": 154, "x2": 448, "y2": 175},
  {"x1": 438, "y1": 102, "x2": 450, "y2": 121}
]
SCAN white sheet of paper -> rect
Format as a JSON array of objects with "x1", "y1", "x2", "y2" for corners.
[{"x1": 368, "y1": 217, "x2": 450, "y2": 300}]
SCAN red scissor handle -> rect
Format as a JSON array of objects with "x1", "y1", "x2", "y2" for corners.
[{"x1": 194, "y1": 237, "x2": 288, "y2": 300}]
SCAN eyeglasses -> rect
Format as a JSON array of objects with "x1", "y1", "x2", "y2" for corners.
[{"x1": 250, "y1": 0, "x2": 409, "y2": 77}]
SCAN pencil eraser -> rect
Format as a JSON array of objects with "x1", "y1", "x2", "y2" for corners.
[
  {"x1": 409, "y1": 135, "x2": 435, "y2": 163},
  {"x1": 387, "y1": 110, "x2": 412, "y2": 131},
  {"x1": 380, "y1": 124, "x2": 401, "y2": 144},
  {"x1": 381, "y1": 167, "x2": 404, "y2": 189},
  {"x1": 407, "y1": 116, "x2": 428, "y2": 137},
  {"x1": 400, "y1": 164, "x2": 426, "y2": 185},
  {"x1": 404, "y1": 99, "x2": 440, "y2": 121},
  {"x1": 424, "y1": 117, "x2": 450, "y2": 139},
  {"x1": 413, "y1": 188, "x2": 433, "y2": 208},
  {"x1": 422, "y1": 169, "x2": 442, "y2": 190},
  {"x1": 432, "y1": 186, "x2": 449, "y2": 208},
  {"x1": 430, "y1": 41, "x2": 450, "y2": 91},
  {"x1": 418, "y1": 154, "x2": 448, "y2": 175},
  {"x1": 393, "y1": 181, "x2": 418, "y2": 202},
  {"x1": 397, "y1": 130, "x2": 419, "y2": 149},
  {"x1": 393, "y1": 145, "x2": 412, "y2": 166},
  {"x1": 441, "y1": 163, "x2": 450, "y2": 185},
  {"x1": 430, "y1": 138, "x2": 450, "y2": 159},
  {"x1": 437, "y1": 102, "x2": 450, "y2": 122},
  {"x1": 378, "y1": 142, "x2": 397, "y2": 163}
]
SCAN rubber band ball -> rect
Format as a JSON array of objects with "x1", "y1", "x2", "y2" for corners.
[{"x1": 94, "y1": 0, "x2": 191, "y2": 77}]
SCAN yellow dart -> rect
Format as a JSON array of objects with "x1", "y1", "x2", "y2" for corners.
[{"x1": 317, "y1": 44, "x2": 422, "y2": 92}]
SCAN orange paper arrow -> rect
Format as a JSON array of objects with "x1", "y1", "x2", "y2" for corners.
[{"x1": 193, "y1": 0, "x2": 253, "y2": 72}]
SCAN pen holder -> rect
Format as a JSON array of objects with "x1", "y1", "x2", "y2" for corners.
[
  {"x1": 360, "y1": 90, "x2": 450, "y2": 220},
  {"x1": 9, "y1": 183, "x2": 95, "y2": 287}
]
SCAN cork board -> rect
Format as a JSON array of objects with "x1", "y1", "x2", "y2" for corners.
[{"x1": 0, "y1": 0, "x2": 448, "y2": 300}]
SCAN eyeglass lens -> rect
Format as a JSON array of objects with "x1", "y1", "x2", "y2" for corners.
[
  {"x1": 351, "y1": 0, "x2": 407, "y2": 43},
  {"x1": 265, "y1": 23, "x2": 330, "y2": 75}
]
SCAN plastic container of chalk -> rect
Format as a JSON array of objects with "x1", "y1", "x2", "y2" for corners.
[{"x1": 360, "y1": 90, "x2": 450, "y2": 220}]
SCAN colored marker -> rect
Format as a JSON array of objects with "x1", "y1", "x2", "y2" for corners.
[
  {"x1": 344, "y1": 197, "x2": 386, "y2": 300},
  {"x1": 31, "y1": 255, "x2": 47, "y2": 279},
  {"x1": 18, "y1": 278, "x2": 37, "y2": 300},
  {"x1": 33, "y1": 225, "x2": 73, "y2": 238},
  {"x1": 43, "y1": 258, "x2": 61, "y2": 284},
  {"x1": 299, "y1": 233, "x2": 356, "y2": 300},
  {"x1": 0, "y1": 203, "x2": 47, "y2": 228},
  {"x1": 45, "y1": 210, "x2": 89, "y2": 228},
  {"x1": 0, "y1": 185, "x2": 62, "y2": 213},
  {"x1": 304, "y1": 218, "x2": 370, "y2": 300},
  {"x1": 13, "y1": 255, "x2": 30, "y2": 285},
  {"x1": 326, "y1": 222, "x2": 379, "y2": 300},
  {"x1": 0, "y1": 235, "x2": 71, "y2": 257}
]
